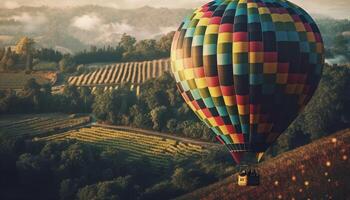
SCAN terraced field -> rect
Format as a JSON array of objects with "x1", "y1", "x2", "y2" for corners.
[
  {"x1": 37, "y1": 126, "x2": 207, "y2": 170},
  {"x1": 0, "y1": 114, "x2": 91, "y2": 137},
  {"x1": 67, "y1": 58, "x2": 170, "y2": 95},
  {"x1": 0, "y1": 72, "x2": 57, "y2": 90}
]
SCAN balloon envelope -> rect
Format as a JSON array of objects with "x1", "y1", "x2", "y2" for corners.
[{"x1": 171, "y1": 0, "x2": 324, "y2": 163}]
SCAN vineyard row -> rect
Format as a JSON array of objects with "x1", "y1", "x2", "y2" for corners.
[{"x1": 68, "y1": 58, "x2": 170, "y2": 87}]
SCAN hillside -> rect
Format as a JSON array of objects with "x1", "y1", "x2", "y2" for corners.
[
  {"x1": 0, "y1": 113, "x2": 91, "y2": 138},
  {"x1": 176, "y1": 129, "x2": 350, "y2": 200},
  {"x1": 0, "y1": 71, "x2": 57, "y2": 90},
  {"x1": 35, "y1": 125, "x2": 211, "y2": 172},
  {"x1": 0, "y1": 113, "x2": 216, "y2": 174}
]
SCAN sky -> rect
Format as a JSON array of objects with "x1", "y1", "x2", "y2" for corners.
[{"x1": 1, "y1": 0, "x2": 349, "y2": 19}]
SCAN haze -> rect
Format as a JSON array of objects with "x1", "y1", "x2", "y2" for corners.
[{"x1": 1, "y1": 0, "x2": 349, "y2": 19}]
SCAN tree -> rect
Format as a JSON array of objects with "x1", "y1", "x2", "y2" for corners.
[
  {"x1": 303, "y1": 64, "x2": 350, "y2": 139},
  {"x1": 59, "y1": 55, "x2": 77, "y2": 73},
  {"x1": 6, "y1": 57, "x2": 15, "y2": 69},
  {"x1": 142, "y1": 181, "x2": 178, "y2": 200},
  {"x1": 22, "y1": 78, "x2": 47, "y2": 112},
  {"x1": 157, "y1": 31, "x2": 175, "y2": 57},
  {"x1": 132, "y1": 39, "x2": 160, "y2": 60},
  {"x1": 334, "y1": 34, "x2": 349, "y2": 53},
  {"x1": 34, "y1": 48, "x2": 63, "y2": 63},
  {"x1": 119, "y1": 34, "x2": 136, "y2": 52},
  {"x1": 16, "y1": 153, "x2": 50, "y2": 185},
  {"x1": 92, "y1": 90, "x2": 115, "y2": 121},
  {"x1": 14, "y1": 37, "x2": 35, "y2": 70},
  {"x1": 77, "y1": 176, "x2": 134, "y2": 200},
  {"x1": 150, "y1": 106, "x2": 168, "y2": 131},
  {"x1": 79, "y1": 87, "x2": 94, "y2": 113},
  {"x1": 62, "y1": 85, "x2": 83, "y2": 113},
  {"x1": 0, "y1": 47, "x2": 5, "y2": 60},
  {"x1": 0, "y1": 47, "x2": 11, "y2": 71},
  {"x1": 180, "y1": 121, "x2": 204, "y2": 138},
  {"x1": 59, "y1": 179, "x2": 79, "y2": 200},
  {"x1": 166, "y1": 119, "x2": 178, "y2": 133},
  {"x1": 171, "y1": 168, "x2": 199, "y2": 191},
  {"x1": 129, "y1": 105, "x2": 151, "y2": 128}
]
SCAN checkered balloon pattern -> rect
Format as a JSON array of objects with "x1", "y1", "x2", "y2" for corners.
[{"x1": 171, "y1": 0, "x2": 324, "y2": 163}]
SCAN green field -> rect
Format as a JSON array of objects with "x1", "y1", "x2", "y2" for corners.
[
  {"x1": 0, "y1": 72, "x2": 56, "y2": 90},
  {"x1": 0, "y1": 114, "x2": 91, "y2": 138},
  {"x1": 37, "y1": 125, "x2": 207, "y2": 170}
]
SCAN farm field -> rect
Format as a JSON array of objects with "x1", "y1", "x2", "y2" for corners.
[
  {"x1": 176, "y1": 129, "x2": 350, "y2": 200},
  {"x1": 0, "y1": 113, "x2": 91, "y2": 138},
  {"x1": 0, "y1": 72, "x2": 57, "y2": 90},
  {"x1": 37, "y1": 125, "x2": 208, "y2": 170},
  {"x1": 67, "y1": 58, "x2": 170, "y2": 94}
]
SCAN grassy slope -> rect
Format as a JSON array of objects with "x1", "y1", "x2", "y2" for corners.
[
  {"x1": 93, "y1": 123, "x2": 217, "y2": 148},
  {"x1": 176, "y1": 129, "x2": 350, "y2": 200}
]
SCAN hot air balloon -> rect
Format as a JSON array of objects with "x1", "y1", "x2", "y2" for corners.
[{"x1": 170, "y1": 0, "x2": 324, "y2": 185}]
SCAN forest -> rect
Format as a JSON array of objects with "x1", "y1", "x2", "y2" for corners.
[
  {"x1": 0, "y1": 32, "x2": 173, "y2": 73},
  {"x1": 1, "y1": 62, "x2": 350, "y2": 199}
]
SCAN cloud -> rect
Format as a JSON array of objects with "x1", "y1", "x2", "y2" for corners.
[
  {"x1": 11, "y1": 13, "x2": 48, "y2": 33},
  {"x1": 3, "y1": 1, "x2": 20, "y2": 9},
  {"x1": 69, "y1": 18, "x2": 137, "y2": 45},
  {"x1": 101, "y1": 22, "x2": 135, "y2": 35},
  {"x1": 326, "y1": 55, "x2": 348, "y2": 65},
  {"x1": 95, "y1": 22, "x2": 135, "y2": 43},
  {"x1": 159, "y1": 26, "x2": 177, "y2": 34},
  {"x1": 72, "y1": 14, "x2": 102, "y2": 31}
]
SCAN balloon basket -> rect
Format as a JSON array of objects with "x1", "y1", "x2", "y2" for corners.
[{"x1": 237, "y1": 166, "x2": 260, "y2": 186}]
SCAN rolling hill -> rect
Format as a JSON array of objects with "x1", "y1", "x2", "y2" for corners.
[
  {"x1": 35, "y1": 124, "x2": 210, "y2": 172},
  {"x1": 176, "y1": 129, "x2": 350, "y2": 200},
  {"x1": 0, "y1": 113, "x2": 215, "y2": 174}
]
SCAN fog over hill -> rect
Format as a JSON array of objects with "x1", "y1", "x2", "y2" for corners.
[
  {"x1": 0, "y1": 5, "x2": 349, "y2": 55},
  {"x1": 0, "y1": 6, "x2": 191, "y2": 52},
  {"x1": 1, "y1": 0, "x2": 349, "y2": 19}
]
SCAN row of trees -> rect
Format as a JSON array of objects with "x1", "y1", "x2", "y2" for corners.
[
  {"x1": 52, "y1": 32, "x2": 174, "y2": 73},
  {"x1": 0, "y1": 32, "x2": 174, "y2": 73},
  {"x1": 0, "y1": 79, "x2": 93, "y2": 114},
  {"x1": 73, "y1": 32, "x2": 174, "y2": 65}
]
